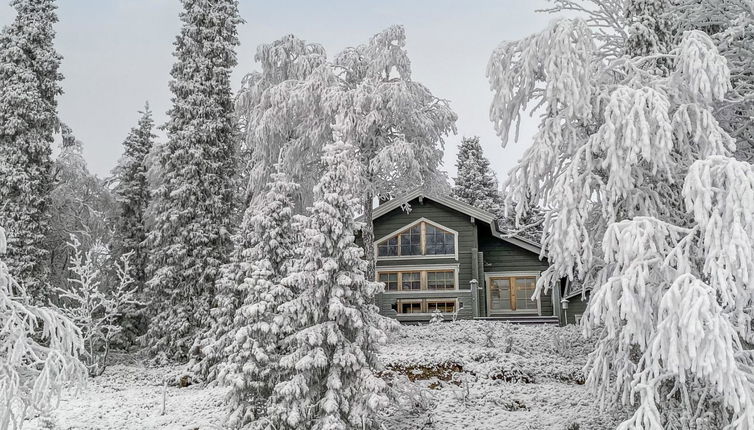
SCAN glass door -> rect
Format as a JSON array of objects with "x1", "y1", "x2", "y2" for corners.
[{"x1": 487, "y1": 276, "x2": 538, "y2": 314}]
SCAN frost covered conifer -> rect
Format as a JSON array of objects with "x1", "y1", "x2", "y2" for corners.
[
  {"x1": 0, "y1": 0, "x2": 63, "y2": 300},
  {"x1": 144, "y1": 0, "x2": 241, "y2": 360},
  {"x1": 204, "y1": 171, "x2": 303, "y2": 428},
  {"x1": 488, "y1": 9, "x2": 754, "y2": 426},
  {"x1": 452, "y1": 136, "x2": 503, "y2": 215},
  {"x1": 268, "y1": 141, "x2": 389, "y2": 430},
  {"x1": 0, "y1": 226, "x2": 86, "y2": 430},
  {"x1": 192, "y1": 170, "x2": 299, "y2": 379},
  {"x1": 112, "y1": 104, "x2": 155, "y2": 287}
]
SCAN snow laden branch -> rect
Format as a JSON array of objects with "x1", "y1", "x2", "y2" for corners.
[
  {"x1": 489, "y1": 15, "x2": 754, "y2": 427},
  {"x1": 57, "y1": 236, "x2": 141, "y2": 376},
  {"x1": 0, "y1": 227, "x2": 86, "y2": 430}
]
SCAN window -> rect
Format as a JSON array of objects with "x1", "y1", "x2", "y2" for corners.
[
  {"x1": 376, "y1": 220, "x2": 456, "y2": 258},
  {"x1": 398, "y1": 300, "x2": 424, "y2": 314},
  {"x1": 427, "y1": 270, "x2": 455, "y2": 290},
  {"x1": 395, "y1": 298, "x2": 460, "y2": 315},
  {"x1": 377, "y1": 237, "x2": 398, "y2": 257},
  {"x1": 399, "y1": 225, "x2": 422, "y2": 256},
  {"x1": 401, "y1": 272, "x2": 421, "y2": 291},
  {"x1": 426, "y1": 299, "x2": 457, "y2": 313},
  {"x1": 378, "y1": 272, "x2": 398, "y2": 291},
  {"x1": 487, "y1": 275, "x2": 539, "y2": 314},
  {"x1": 425, "y1": 224, "x2": 455, "y2": 255},
  {"x1": 377, "y1": 268, "x2": 457, "y2": 292}
]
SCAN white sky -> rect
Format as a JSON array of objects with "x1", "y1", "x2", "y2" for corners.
[{"x1": 0, "y1": 0, "x2": 554, "y2": 179}]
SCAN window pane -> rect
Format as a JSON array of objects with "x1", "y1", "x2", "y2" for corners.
[
  {"x1": 400, "y1": 225, "x2": 421, "y2": 255},
  {"x1": 426, "y1": 224, "x2": 454, "y2": 255},
  {"x1": 516, "y1": 277, "x2": 537, "y2": 311},
  {"x1": 377, "y1": 236, "x2": 398, "y2": 257},
  {"x1": 489, "y1": 278, "x2": 511, "y2": 311},
  {"x1": 400, "y1": 301, "x2": 423, "y2": 314},
  {"x1": 427, "y1": 271, "x2": 455, "y2": 290},
  {"x1": 428, "y1": 300, "x2": 456, "y2": 313},
  {"x1": 378, "y1": 273, "x2": 398, "y2": 291},
  {"x1": 401, "y1": 272, "x2": 421, "y2": 291}
]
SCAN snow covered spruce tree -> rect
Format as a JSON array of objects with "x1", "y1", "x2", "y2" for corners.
[
  {"x1": 488, "y1": 12, "x2": 754, "y2": 428},
  {"x1": 236, "y1": 35, "x2": 333, "y2": 208},
  {"x1": 331, "y1": 25, "x2": 457, "y2": 278},
  {"x1": 0, "y1": 226, "x2": 86, "y2": 430},
  {"x1": 452, "y1": 136, "x2": 503, "y2": 215},
  {"x1": 112, "y1": 103, "x2": 155, "y2": 288},
  {"x1": 200, "y1": 171, "x2": 303, "y2": 428},
  {"x1": 268, "y1": 141, "x2": 389, "y2": 430},
  {"x1": 144, "y1": 0, "x2": 241, "y2": 360},
  {"x1": 0, "y1": 0, "x2": 63, "y2": 300}
]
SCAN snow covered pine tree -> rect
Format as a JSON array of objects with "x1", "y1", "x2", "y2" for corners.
[
  {"x1": 143, "y1": 0, "x2": 241, "y2": 360},
  {"x1": 269, "y1": 141, "x2": 389, "y2": 430},
  {"x1": 0, "y1": 226, "x2": 86, "y2": 430},
  {"x1": 112, "y1": 103, "x2": 155, "y2": 289},
  {"x1": 488, "y1": 8, "x2": 754, "y2": 428},
  {"x1": 0, "y1": 0, "x2": 63, "y2": 301},
  {"x1": 198, "y1": 170, "x2": 303, "y2": 428},
  {"x1": 452, "y1": 136, "x2": 504, "y2": 215}
]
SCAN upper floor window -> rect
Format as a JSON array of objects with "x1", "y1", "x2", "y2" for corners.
[{"x1": 376, "y1": 220, "x2": 456, "y2": 258}]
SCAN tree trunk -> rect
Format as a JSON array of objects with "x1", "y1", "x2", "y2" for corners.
[{"x1": 362, "y1": 192, "x2": 375, "y2": 281}]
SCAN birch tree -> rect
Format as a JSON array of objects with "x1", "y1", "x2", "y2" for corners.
[{"x1": 488, "y1": 9, "x2": 754, "y2": 427}]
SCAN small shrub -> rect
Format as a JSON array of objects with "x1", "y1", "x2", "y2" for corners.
[{"x1": 487, "y1": 363, "x2": 535, "y2": 384}]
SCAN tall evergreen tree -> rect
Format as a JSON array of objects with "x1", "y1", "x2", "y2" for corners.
[
  {"x1": 112, "y1": 104, "x2": 155, "y2": 287},
  {"x1": 0, "y1": 0, "x2": 63, "y2": 300},
  {"x1": 269, "y1": 141, "x2": 388, "y2": 430},
  {"x1": 452, "y1": 136, "x2": 503, "y2": 215},
  {"x1": 144, "y1": 0, "x2": 241, "y2": 360},
  {"x1": 211, "y1": 171, "x2": 302, "y2": 429}
]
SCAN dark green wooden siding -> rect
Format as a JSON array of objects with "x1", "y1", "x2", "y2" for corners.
[
  {"x1": 372, "y1": 197, "x2": 557, "y2": 321},
  {"x1": 373, "y1": 198, "x2": 476, "y2": 320}
]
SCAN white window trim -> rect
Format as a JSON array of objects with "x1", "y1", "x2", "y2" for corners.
[
  {"x1": 484, "y1": 271, "x2": 542, "y2": 315},
  {"x1": 374, "y1": 217, "x2": 459, "y2": 261},
  {"x1": 377, "y1": 264, "x2": 460, "y2": 293}
]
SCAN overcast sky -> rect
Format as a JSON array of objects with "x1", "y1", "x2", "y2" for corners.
[{"x1": 0, "y1": 0, "x2": 553, "y2": 180}]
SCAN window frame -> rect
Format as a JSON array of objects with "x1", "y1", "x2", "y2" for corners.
[
  {"x1": 395, "y1": 298, "x2": 461, "y2": 315},
  {"x1": 374, "y1": 218, "x2": 459, "y2": 261},
  {"x1": 484, "y1": 271, "x2": 542, "y2": 315},
  {"x1": 376, "y1": 265, "x2": 460, "y2": 293}
]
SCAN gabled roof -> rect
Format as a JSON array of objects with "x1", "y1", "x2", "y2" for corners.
[{"x1": 364, "y1": 188, "x2": 542, "y2": 255}]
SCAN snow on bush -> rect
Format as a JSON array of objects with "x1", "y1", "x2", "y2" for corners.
[
  {"x1": 56, "y1": 236, "x2": 140, "y2": 377},
  {"x1": 0, "y1": 227, "x2": 86, "y2": 429}
]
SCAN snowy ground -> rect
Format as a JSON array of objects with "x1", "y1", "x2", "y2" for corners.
[{"x1": 25, "y1": 321, "x2": 623, "y2": 430}]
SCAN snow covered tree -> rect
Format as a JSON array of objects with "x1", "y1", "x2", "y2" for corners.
[
  {"x1": 236, "y1": 35, "x2": 333, "y2": 209},
  {"x1": 0, "y1": 226, "x2": 86, "y2": 430},
  {"x1": 56, "y1": 236, "x2": 139, "y2": 377},
  {"x1": 191, "y1": 169, "x2": 300, "y2": 378},
  {"x1": 144, "y1": 0, "x2": 241, "y2": 361},
  {"x1": 488, "y1": 9, "x2": 754, "y2": 426},
  {"x1": 268, "y1": 141, "x2": 389, "y2": 430},
  {"x1": 331, "y1": 26, "x2": 457, "y2": 278},
  {"x1": 675, "y1": 0, "x2": 754, "y2": 162},
  {"x1": 112, "y1": 103, "x2": 155, "y2": 287},
  {"x1": 48, "y1": 126, "x2": 114, "y2": 289},
  {"x1": 0, "y1": 0, "x2": 63, "y2": 301},
  {"x1": 452, "y1": 136, "x2": 503, "y2": 215},
  {"x1": 202, "y1": 171, "x2": 303, "y2": 428}
]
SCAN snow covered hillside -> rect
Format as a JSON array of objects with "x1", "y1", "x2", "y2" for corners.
[{"x1": 24, "y1": 322, "x2": 623, "y2": 430}]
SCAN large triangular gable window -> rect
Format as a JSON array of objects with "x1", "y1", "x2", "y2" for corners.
[{"x1": 376, "y1": 218, "x2": 457, "y2": 258}]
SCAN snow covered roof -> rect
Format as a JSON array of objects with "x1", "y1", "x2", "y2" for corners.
[{"x1": 363, "y1": 188, "x2": 542, "y2": 255}]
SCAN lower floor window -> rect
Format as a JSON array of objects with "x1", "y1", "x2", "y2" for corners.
[
  {"x1": 377, "y1": 268, "x2": 457, "y2": 291},
  {"x1": 395, "y1": 298, "x2": 459, "y2": 314}
]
